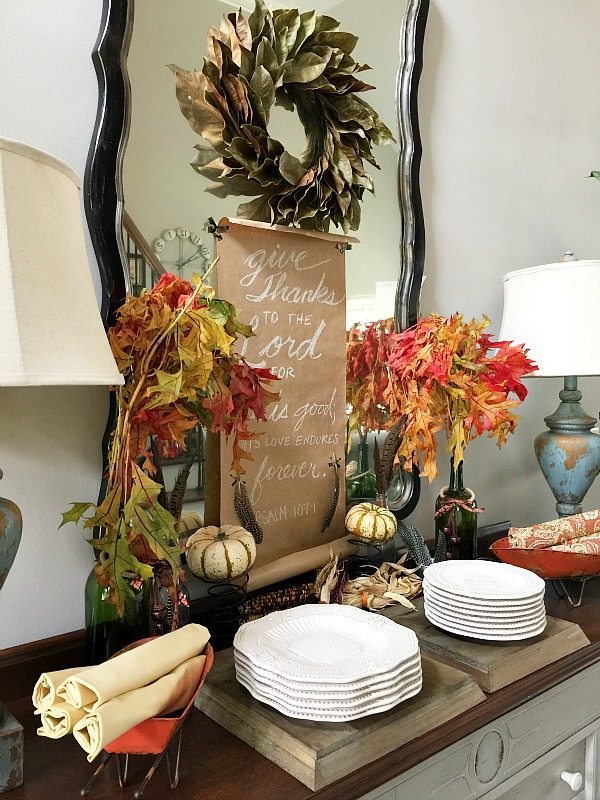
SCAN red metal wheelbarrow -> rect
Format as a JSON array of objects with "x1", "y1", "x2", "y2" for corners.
[
  {"x1": 80, "y1": 640, "x2": 214, "y2": 798},
  {"x1": 490, "y1": 536, "x2": 600, "y2": 580}
]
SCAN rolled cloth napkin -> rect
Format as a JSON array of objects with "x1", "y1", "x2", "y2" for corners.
[
  {"x1": 72, "y1": 655, "x2": 205, "y2": 762},
  {"x1": 32, "y1": 666, "x2": 92, "y2": 712},
  {"x1": 547, "y1": 531, "x2": 600, "y2": 554},
  {"x1": 508, "y1": 509, "x2": 600, "y2": 550},
  {"x1": 56, "y1": 623, "x2": 210, "y2": 710},
  {"x1": 37, "y1": 701, "x2": 88, "y2": 739}
]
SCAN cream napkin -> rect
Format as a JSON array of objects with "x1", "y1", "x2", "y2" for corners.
[
  {"x1": 37, "y1": 701, "x2": 88, "y2": 739},
  {"x1": 32, "y1": 666, "x2": 91, "y2": 712},
  {"x1": 72, "y1": 655, "x2": 205, "y2": 762},
  {"x1": 57, "y1": 623, "x2": 210, "y2": 710}
]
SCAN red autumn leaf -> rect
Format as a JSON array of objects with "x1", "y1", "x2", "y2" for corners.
[{"x1": 385, "y1": 313, "x2": 538, "y2": 479}]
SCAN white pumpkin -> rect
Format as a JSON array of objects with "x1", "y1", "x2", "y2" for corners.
[
  {"x1": 186, "y1": 525, "x2": 256, "y2": 582},
  {"x1": 345, "y1": 502, "x2": 397, "y2": 543},
  {"x1": 175, "y1": 509, "x2": 204, "y2": 535}
]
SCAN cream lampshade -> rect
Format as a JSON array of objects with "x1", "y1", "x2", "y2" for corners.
[
  {"x1": 0, "y1": 137, "x2": 124, "y2": 386},
  {"x1": 0, "y1": 137, "x2": 123, "y2": 779},
  {"x1": 499, "y1": 259, "x2": 600, "y2": 516}
]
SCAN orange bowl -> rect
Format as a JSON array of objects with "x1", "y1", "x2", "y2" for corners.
[{"x1": 490, "y1": 536, "x2": 600, "y2": 580}]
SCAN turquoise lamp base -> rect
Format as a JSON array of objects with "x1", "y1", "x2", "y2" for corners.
[
  {"x1": 535, "y1": 377, "x2": 600, "y2": 517},
  {"x1": 0, "y1": 711, "x2": 23, "y2": 793},
  {"x1": 0, "y1": 473, "x2": 24, "y2": 791}
]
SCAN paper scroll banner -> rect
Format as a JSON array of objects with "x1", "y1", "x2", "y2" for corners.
[{"x1": 215, "y1": 218, "x2": 357, "y2": 575}]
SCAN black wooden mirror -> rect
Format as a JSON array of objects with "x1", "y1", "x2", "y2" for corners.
[{"x1": 84, "y1": 0, "x2": 429, "y2": 518}]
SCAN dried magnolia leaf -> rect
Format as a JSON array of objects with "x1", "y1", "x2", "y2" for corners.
[{"x1": 171, "y1": 0, "x2": 394, "y2": 232}]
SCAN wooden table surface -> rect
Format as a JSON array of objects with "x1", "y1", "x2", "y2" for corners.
[{"x1": 4, "y1": 578, "x2": 600, "y2": 800}]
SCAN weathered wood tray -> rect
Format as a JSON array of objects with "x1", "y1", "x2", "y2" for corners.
[
  {"x1": 382, "y1": 597, "x2": 590, "y2": 693},
  {"x1": 195, "y1": 648, "x2": 485, "y2": 791}
]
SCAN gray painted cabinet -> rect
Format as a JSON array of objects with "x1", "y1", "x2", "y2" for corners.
[{"x1": 359, "y1": 660, "x2": 600, "y2": 800}]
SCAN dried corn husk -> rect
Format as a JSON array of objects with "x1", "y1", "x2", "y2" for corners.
[
  {"x1": 315, "y1": 550, "x2": 346, "y2": 604},
  {"x1": 342, "y1": 556, "x2": 422, "y2": 611},
  {"x1": 315, "y1": 552, "x2": 421, "y2": 610}
]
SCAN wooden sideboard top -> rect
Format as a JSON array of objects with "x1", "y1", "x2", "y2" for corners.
[{"x1": 3, "y1": 579, "x2": 600, "y2": 800}]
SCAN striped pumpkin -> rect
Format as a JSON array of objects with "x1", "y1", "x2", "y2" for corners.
[
  {"x1": 185, "y1": 525, "x2": 256, "y2": 582},
  {"x1": 344, "y1": 502, "x2": 397, "y2": 543}
]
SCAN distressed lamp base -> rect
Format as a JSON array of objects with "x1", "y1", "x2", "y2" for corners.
[
  {"x1": 0, "y1": 710, "x2": 23, "y2": 793},
  {"x1": 1, "y1": 474, "x2": 24, "y2": 791},
  {"x1": 535, "y1": 377, "x2": 600, "y2": 517}
]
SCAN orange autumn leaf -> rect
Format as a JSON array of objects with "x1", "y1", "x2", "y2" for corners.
[{"x1": 63, "y1": 270, "x2": 280, "y2": 612}]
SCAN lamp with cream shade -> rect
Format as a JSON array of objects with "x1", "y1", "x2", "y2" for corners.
[
  {"x1": 498, "y1": 258, "x2": 600, "y2": 518},
  {"x1": 0, "y1": 136, "x2": 123, "y2": 791}
]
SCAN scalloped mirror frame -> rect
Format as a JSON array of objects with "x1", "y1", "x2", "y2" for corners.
[{"x1": 83, "y1": 0, "x2": 429, "y2": 520}]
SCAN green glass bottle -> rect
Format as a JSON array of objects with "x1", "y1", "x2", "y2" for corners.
[
  {"x1": 434, "y1": 458, "x2": 478, "y2": 560},
  {"x1": 345, "y1": 436, "x2": 377, "y2": 503},
  {"x1": 84, "y1": 567, "x2": 151, "y2": 664}
]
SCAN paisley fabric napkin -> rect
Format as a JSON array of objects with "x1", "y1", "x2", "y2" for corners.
[
  {"x1": 37, "y1": 701, "x2": 87, "y2": 739},
  {"x1": 32, "y1": 666, "x2": 92, "y2": 712},
  {"x1": 508, "y1": 509, "x2": 600, "y2": 550},
  {"x1": 547, "y1": 532, "x2": 600, "y2": 555},
  {"x1": 57, "y1": 623, "x2": 210, "y2": 710},
  {"x1": 72, "y1": 655, "x2": 205, "y2": 762}
]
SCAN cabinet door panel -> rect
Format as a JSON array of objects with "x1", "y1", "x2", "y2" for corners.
[{"x1": 486, "y1": 740, "x2": 586, "y2": 800}]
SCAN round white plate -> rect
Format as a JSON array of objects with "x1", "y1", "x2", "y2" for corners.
[
  {"x1": 423, "y1": 600, "x2": 546, "y2": 634},
  {"x1": 236, "y1": 671, "x2": 423, "y2": 721},
  {"x1": 234, "y1": 652, "x2": 422, "y2": 701},
  {"x1": 424, "y1": 605, "x2": 547, "y2": 641},
  {"x1": 234, "y1": 604, "x2": 419, "y2": 683},
  {"x1": 235, "y1": 660, "x2": 422, "y2": 709},
  {"x1": 423, "y1": 594, "x2": 546, "y2": 628},
  {"x1": 233, "y1": 647, "x2": 422, "y2": 695},
  {"x1": 423, "y1": 582, "x2": 545, "y2": 615},
  {"x1": 423, "y1": 560, "x2": 545, "y2": 601}
]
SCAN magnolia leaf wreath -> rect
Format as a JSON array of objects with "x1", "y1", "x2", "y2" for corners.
[{"x1": 170, "y1": 0, "x2": 395, "y2": 232}]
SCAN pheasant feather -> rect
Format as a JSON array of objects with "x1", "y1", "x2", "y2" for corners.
[{"x1": 234, "y1": 479, "x2": 263, "y2": 544}]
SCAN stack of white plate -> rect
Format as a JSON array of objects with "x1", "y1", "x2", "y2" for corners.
[
  {"x1": 233, "y1": 604, "x2": 422, "y2": 722},
  {"x1": 423, "y1": 560, "x2": 546, "y2": 641}
]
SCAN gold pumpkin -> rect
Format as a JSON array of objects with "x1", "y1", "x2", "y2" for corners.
[
  {"x1": 186, "y1": 525, "x2": 257, "y2": 582},
  {"x1": 345, "y1": 503, "x2": 397, "y2": 543}
]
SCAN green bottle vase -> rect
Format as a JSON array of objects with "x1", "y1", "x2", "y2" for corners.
[
  {"x1": 84, "y1": 568, "x2": 152, "y2": 664},
  {"x1": 346, "y1": 438, "x2": 377, "y2": 504},
  {"x1": 434, "y1": 459, "x2": 478, "y2": 560}
]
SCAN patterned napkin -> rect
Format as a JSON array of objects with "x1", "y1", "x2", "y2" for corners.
[{"x1": 508, "y1": 510, "x2": 600, "y2": 552}]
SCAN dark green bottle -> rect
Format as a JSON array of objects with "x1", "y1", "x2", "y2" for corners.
[
  {"x1": 345, "y1": 437, "x2": 377, "y2": 503},
  {"x1": 434, "y1": 458, "x2": 478, "y2": 560},
  {"x1": 84, "y1": 567, "x2": 151, "y2": 664}
]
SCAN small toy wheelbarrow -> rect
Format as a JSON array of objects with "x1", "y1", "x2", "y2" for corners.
[{"x1": 80, "y1": 640, "x2": 214, "y2": 798}]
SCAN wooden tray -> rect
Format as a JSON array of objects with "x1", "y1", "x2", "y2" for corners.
[
  {"x1": 195, "y1": 648, "x2": 485, "y2": 791},
  {"x1": 382, "y1": 597, "x2": 590, "y2": 692}
]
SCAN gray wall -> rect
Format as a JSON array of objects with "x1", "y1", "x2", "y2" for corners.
[
  {"x1": 410, "y1": 0, "x2": 600, "y2": 536},
  {"x1": 0, "y1": 2, "x2": 106, "y2": 648}
]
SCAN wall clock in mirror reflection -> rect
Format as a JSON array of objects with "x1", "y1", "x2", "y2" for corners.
[{"x1": 153, "y1": 227, "x2": 211, "y2": 278}]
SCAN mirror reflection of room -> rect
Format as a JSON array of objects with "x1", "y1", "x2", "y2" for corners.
[
  {"x1": 122, "y1": 0, "x2": 405, "y2": 509},
  {"x1": 123, "y1": 0, "x2": 401, "y2": 307}
]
